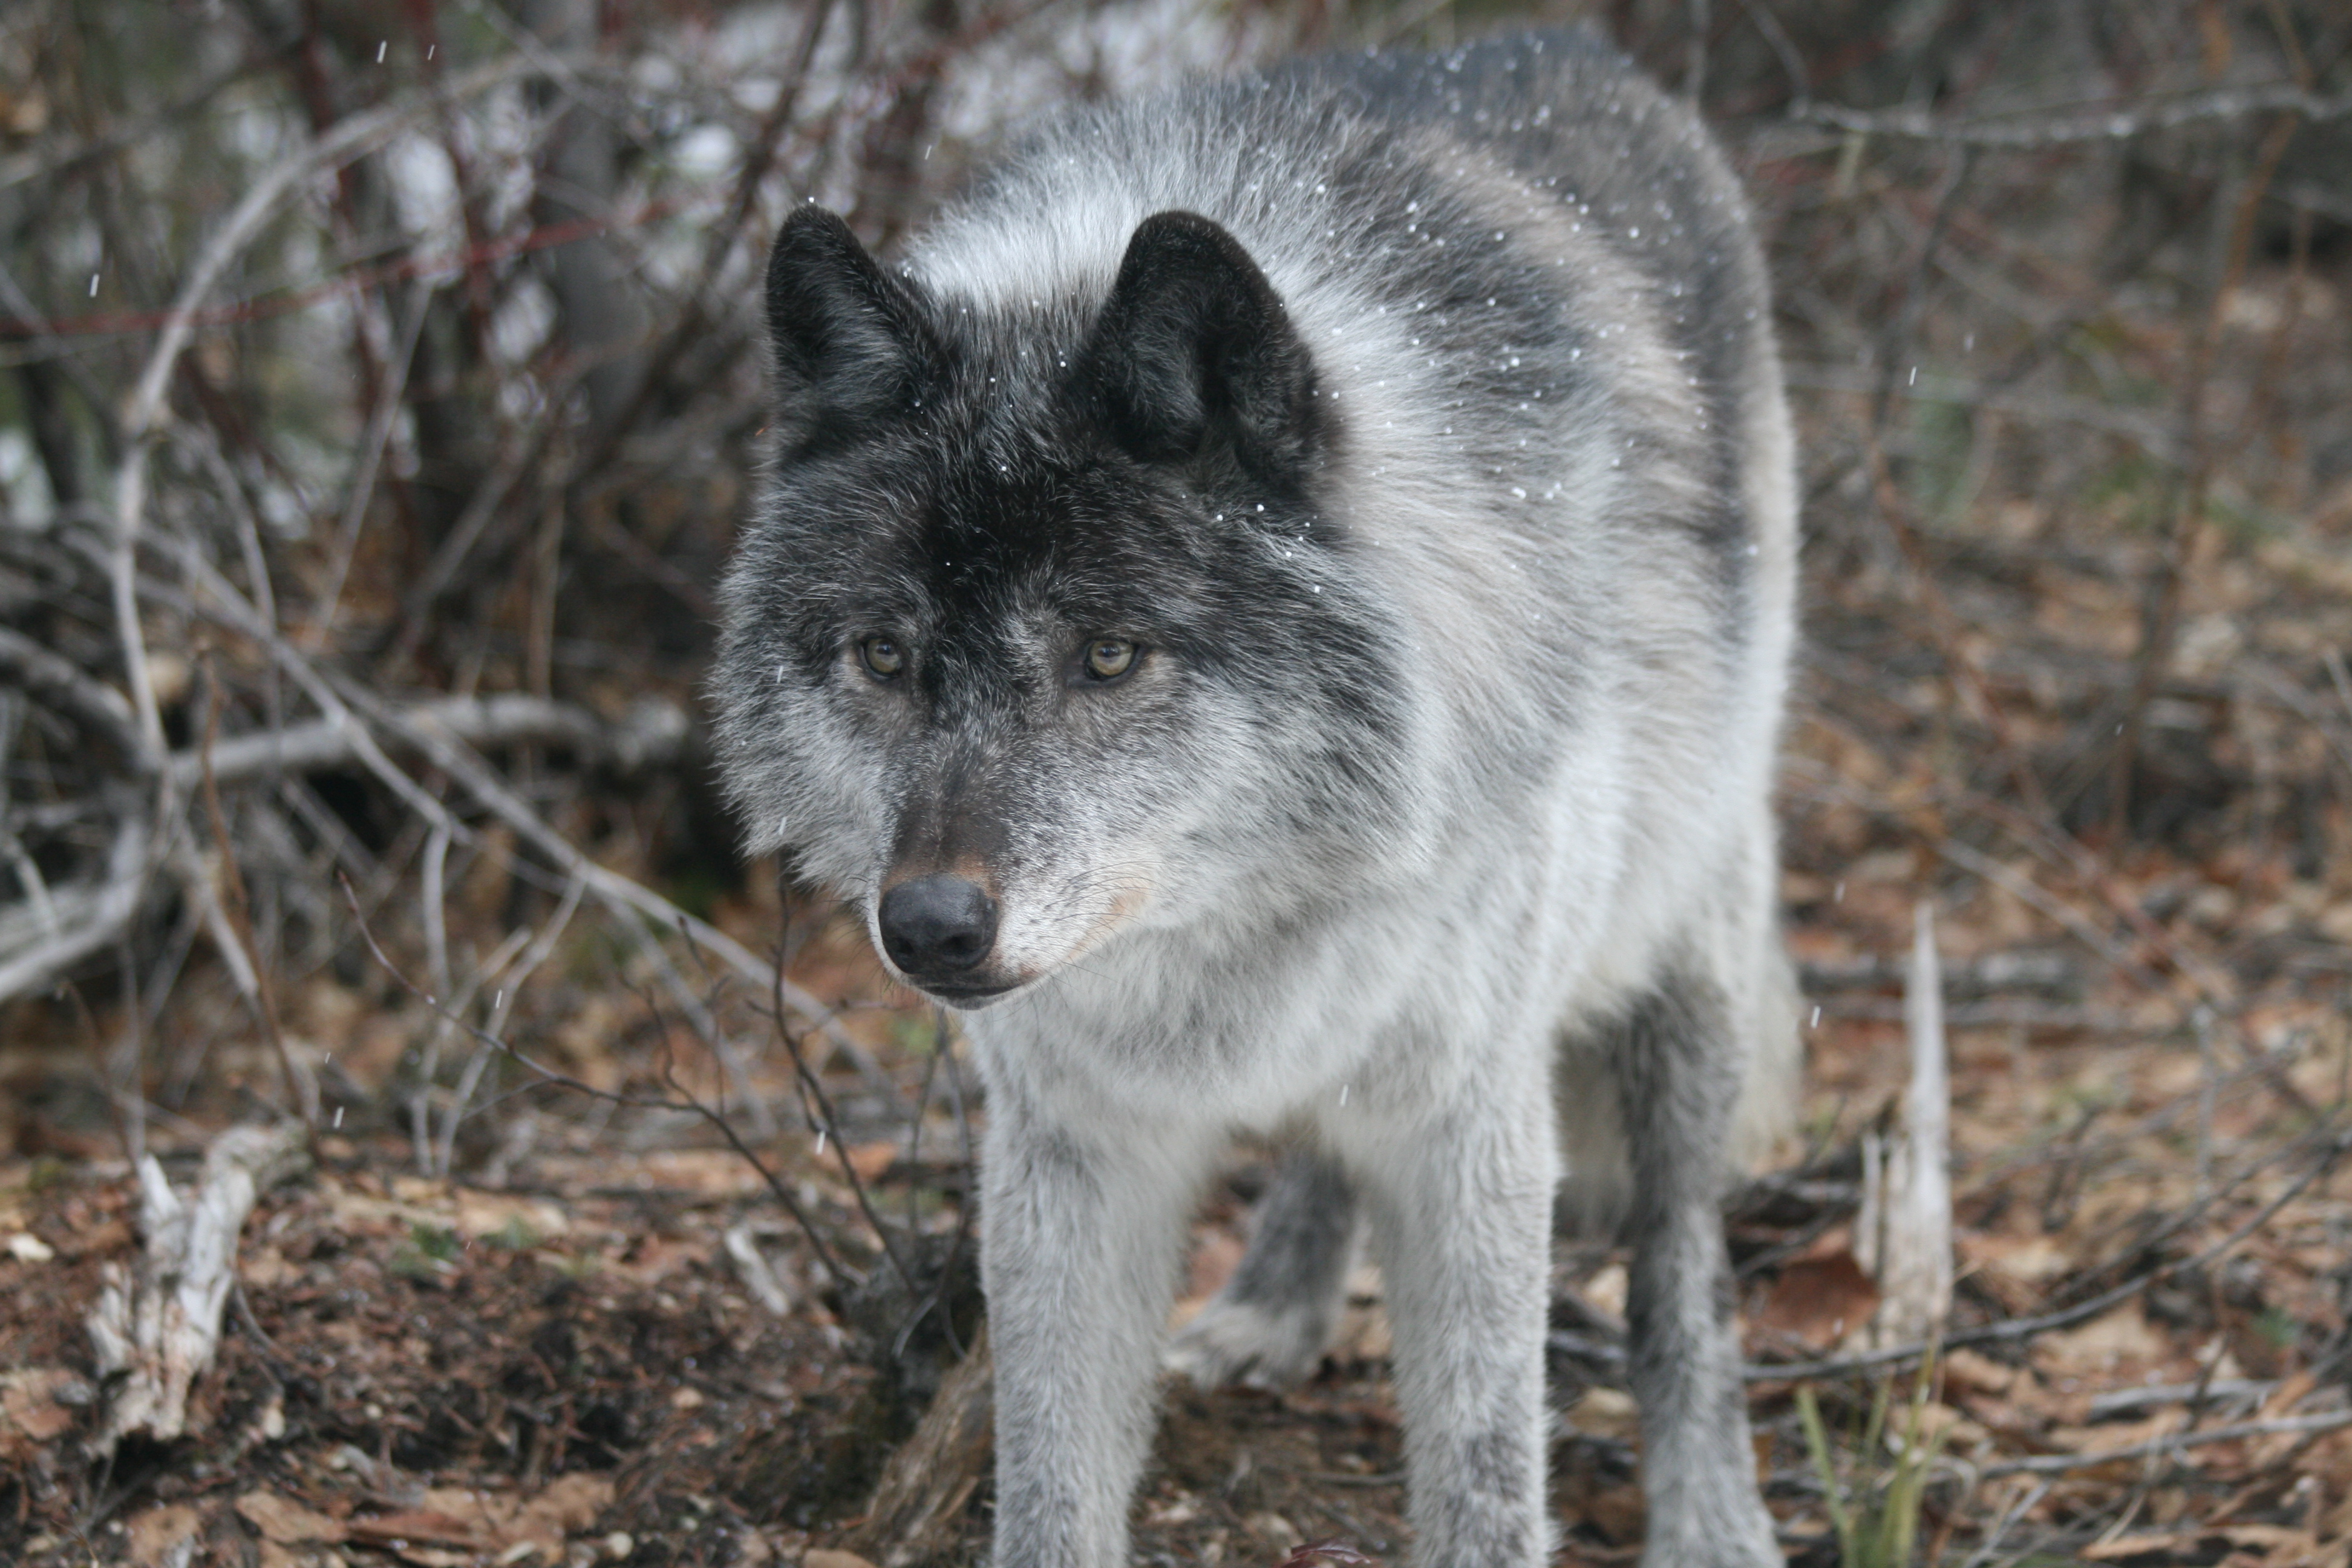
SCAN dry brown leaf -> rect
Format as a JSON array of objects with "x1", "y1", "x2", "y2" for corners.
[
  {"x1": 1578, "y1": 1481, "x2": 1647, "y2": 1546},
  {"x1": 2082, "y1": 1531, "x2": 2190, "y2": 1561},
  {"x1": 2088, "y1": 1525, "x2": 2321, "y2": 1563},
  {"x1": 236, "y1": 1489, "x2": 347, "y2": 1545},
  {"x1": 125, "y1": 1504, "x2": 205, "y2": 1562},
  {"x1": 0, "y1": 1366, "x2": 83, "y2": 1458},
  {"x1": 1746, "y1": 1251, "x2": 1879, "y2": 1352},
  {"x1": 1942, "y1": 1347, "x2": 2018, "y2": 1397},
  {"x1": 845, "y1": 1140, "x2": 900, "y2": 1183},
  {"x1": 803, "y1": 1551, "x2": 882, "y2": 1568},
  {"x1": 454, "y1": 1190, "x2": 570, "y2": 1241},
  {"x1": 1567, "y1": 1387, "x2": 1639, "y2": 1443},
  {"x1": 2049, "y1": 1408, "x2": 2185, "y2": 1455},
  {"x1": 346, "y1": 1509, "x2": 491, "y2": 1550},
  {"x1": 2033, "y1": 1303, "x2": 2171, "y2": 1385},
  {"x1": 507, "y1": 1472, "x2": 616, "y2": 1552}
]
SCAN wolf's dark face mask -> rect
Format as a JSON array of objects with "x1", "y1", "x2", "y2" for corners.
[{"x1": 711, "y1": 207, "x2": 1410, "y2": 1006}]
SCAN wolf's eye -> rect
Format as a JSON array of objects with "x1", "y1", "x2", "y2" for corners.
[
  {"x1": 858, "y1": 636, "x2": 905, "y2": 678},
  {"x1": 1083, "y1": 639, "x2": 1138, "y2": 681}
]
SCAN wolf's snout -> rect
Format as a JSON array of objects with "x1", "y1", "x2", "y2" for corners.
[{"x1": 878, "y1": 875, "x2": 999, "y2": 979}]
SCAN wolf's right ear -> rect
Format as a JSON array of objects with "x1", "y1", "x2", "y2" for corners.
[
  {"x1": 765, "y1": 206, "x2": 931, "y2": 448},
  {"x1": 1080, "y1": 211, "x2": 1322, "y2": 480}
]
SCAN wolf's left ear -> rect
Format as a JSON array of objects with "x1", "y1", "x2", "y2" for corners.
[
  {"x1": 1079, "y1": 211, "x2": 1322, "y2": 479},
  {"x1": 765, "y1": 206, "x2": 932, "y2": 449}
]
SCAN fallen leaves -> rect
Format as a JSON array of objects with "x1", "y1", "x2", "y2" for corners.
[
  {"x1": 231, "y1": 1475, "x2": 615, "y2": 1566},
  {"x1": 0, "y1": 1368, "x2": 87, "y2": 1463},
  {"x1": 1748, "y1": 1250, "x2": 1881, "y2": 1353}
]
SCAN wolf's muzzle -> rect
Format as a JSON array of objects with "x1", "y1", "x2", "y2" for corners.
[{"x1": 878, "y1": 874, "x2": 999, "y2": 984}]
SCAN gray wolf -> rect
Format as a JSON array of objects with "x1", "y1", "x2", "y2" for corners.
[{"x1": 713, "y1": 30, "x2": 1798, "y2": 1567}]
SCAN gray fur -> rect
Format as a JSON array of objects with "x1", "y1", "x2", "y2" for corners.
[
  {"x1": 1166, "y1": 1149, "x2": 1359, "y2": 1390},
  {"x1": 713, "y1": 30, "x2": 1797, "y2": 1567}
]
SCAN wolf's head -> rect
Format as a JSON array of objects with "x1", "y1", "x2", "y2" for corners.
[{"x1": 711, "y1": 206, "x2": 1411, "y2": 1007}]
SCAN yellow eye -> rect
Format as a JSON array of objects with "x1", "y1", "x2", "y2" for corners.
[
  {"x1": 859, "y1": 636, "x2": 904, "y2": 678},
  {"x1": 1085, "y1": 639, "x2": 1137, "y2": 680}
]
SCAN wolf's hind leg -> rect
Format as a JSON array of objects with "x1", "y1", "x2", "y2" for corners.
[
  {"x1": 1610, "y1": 976, "x2": 1782, "y2": 1568},
  {"x1": 1165, "y1": 1149, "x2": 1355, "y2": 1388}
]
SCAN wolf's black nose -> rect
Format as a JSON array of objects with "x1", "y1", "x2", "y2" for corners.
[{"x1": 878, "y1": 875, "x2": 999, "y2": 976}]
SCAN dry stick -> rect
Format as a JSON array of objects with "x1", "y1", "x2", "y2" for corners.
[
  {"x1": 1954, "y1": 786, "x2": 2241, "y2": 1014},
  {"x1": 2110, "y1": 111, "x2": 2301, "y2": 842},
  {"x1": 316, "y1": 276, "x2": 433, "y2": 639},
  {"x1": 1931, "y1": 839, "x2": 2154, "y2": 988},
  {"x1": 106, "y1": 54, "x2": 569, "y2": 763},
  {"x1": 0, "y1": 814, "x2": 151, "y2": 1005},
  {"x1": 1976, "y1": 1410, "x2": 2352, "y2": 1478},
  {"x1": 1956, "y1": 1477, "x2": 2054, "y2": 1568},
  {"x1": 197, "y1": 665, "x2": 317, "y2": 1126},
  {"x1": 436, "y1": 877, "x2": 586, "y2": 1179},
  {"x1": 571, "y1": 0, "x2": 840, "y2": 477},
  {"x1": 0, "y1": 627, "x2": 150, "y2": 771},
  {"x1": 351, "y1": 690, "x2": 791, "y2": 1135},
  {"x1": 388, "y1": 394, "x2": 566, "y2": 667},
  {"x1": 1751, "y1": 1123, "x2": 2352, "y2": 1382},
  {"x1": 771, "y1": 959, "x2": 922, "y2": 1301},
  {"x1": 162, "y1": 692, "x2": 685, "y2": 790},
  {"x1": 350, "y1": 679, "x2": 877, "y2": 1098},
  {"x1": 1795, "y1": 80, "x2": 2352, "y2": 148},
  {"x1": 881, "y1": 1007, "x2": 984, "y2": 1365},
  {"x1": 1735, "y1": 0, "x2": 1808, "y2": 111},
  {"x1": 165, "y1": 542, "x2": 866, "y2": 1102},
  {"x1": 160, "y1": 539, "x2": 468, "y2": 839},
  {"x1": 0, "y1": 256, "x2": 124, "y2": 451},
  {"x1": 423, "y1": 920, "x2": 535, "y2": 1175},
  {"x1": 336, "y1": 874, "x2": 855, "y2": 1287},
  {"x1": 410, "y1": 820, "x2": 456, "y2": 1169}
]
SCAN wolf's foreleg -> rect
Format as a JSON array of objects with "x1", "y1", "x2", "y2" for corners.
[
  {"x1": 1165, "y1": 1147, "x2": 1356, "y2": 1388},
  {"x1": 981, "y1": 1094, "x2": 1203, "y2": 1568},
  {"x1": 1612, "y1": 981, "x2": 1782, "y2": 1567},
  {"x1": 1361, "y1": 1070, "x2": 1557, "y2": 1568}
]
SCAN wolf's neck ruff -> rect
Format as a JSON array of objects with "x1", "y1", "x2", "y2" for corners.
[{"x1": 713, "y1": 30, "x2": 1797, "y2": 1568}]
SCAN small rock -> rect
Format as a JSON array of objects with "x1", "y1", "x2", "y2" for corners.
[
  {"x1": 4, "y1": 1232, "x2": 54, "y2": 1262},
  {"x1": 1245, "y1": 1512, "x2": 1301, "y2": 1551}
]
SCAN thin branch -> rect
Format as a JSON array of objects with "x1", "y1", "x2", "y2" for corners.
[
  {"x1": 108, "y1": 54, "x2": 575, "y2": 758},
  {"x1": 0, "y1": 812, "x2": 152, "y2": 1003},
  {"x1": 161, "y1": 693, "x2": 687, "y2": 790},
  {"x1": 337, "y1": 874, "x2": 857, "y2": 1287},
  {"x1": 1977, "y1": 1410, "x2": 2352, "y2": 1478},
  {"x1": 1796, "y1": 80, "x2": 2352, "y2": 147}
]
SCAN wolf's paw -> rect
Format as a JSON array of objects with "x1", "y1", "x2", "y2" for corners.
[
  {"x1": 1163, "y1": 1295, "x2": 1332, "y2": 1390},
  {"x1": 1636, "y1": 1506, "x2": 1785, "y2": 1568}
]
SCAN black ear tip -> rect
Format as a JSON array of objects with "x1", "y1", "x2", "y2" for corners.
[
  {"x1": 1122, "y1": 210, "x2": 1259, "y2": 276},
  {"x1": 771, "y1": 204, "x2": 860, "y2": 267}
]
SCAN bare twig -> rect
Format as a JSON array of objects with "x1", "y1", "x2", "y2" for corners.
[
  {"x1": 435, "y1": 877, "x2": 586, "y2": 1178},
  {"x1": 1977, "y1": 1410, "x2": 2352, "y2": 1478},
  {"x1": 197, "y1": 665, "x2": 316, "y2": 1126},
  {"x1": 337, "y1": 874, "x2": 856, "y2": 1287},
  {"x1": 162, "y1": 692, "x2": 688, "y2": 791},
  {"x1": 1795, "y1": 81, "x2": 2352, "y2": 147},
  {"x1": 0, "y1": 812, "x2": 153, "y2": 1004}
]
